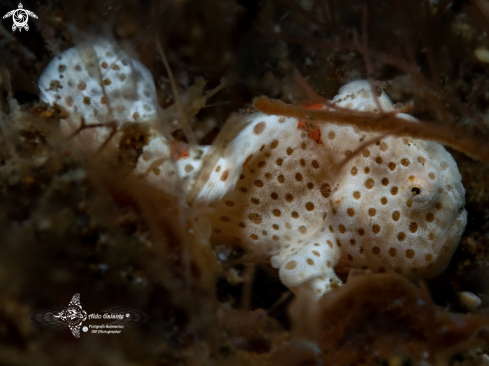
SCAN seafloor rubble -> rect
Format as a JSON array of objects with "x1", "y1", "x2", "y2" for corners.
[{"x1": 2, "y1": 0, "x2": 489, "y2": 365}]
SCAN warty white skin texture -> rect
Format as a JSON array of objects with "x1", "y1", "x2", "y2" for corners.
[
  {"x1": 38, "y1": 39, "x2": 158, "y2": 147},
  {"x1": 139, "y1": 80, "x2": 466, "y2": 297}
]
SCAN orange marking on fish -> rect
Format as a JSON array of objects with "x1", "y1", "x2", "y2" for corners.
[
  {"x1": 170, "y1": 142, "x2": 190, "y2": 159},
  {"x1": 298, "y1": 120, "x2": 324, "y2": 145}
]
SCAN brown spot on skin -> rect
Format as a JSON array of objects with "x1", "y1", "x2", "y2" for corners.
[
  {"x1": 429, "y1": 232, "x2": 435, "y2": 240},
  {"x1": 375, "y1": 157, "x2": 383, "y2": 164},
  {"x1": 103, "y1": 78, "x2": 112, "y2": 86},
  {"x1": 271, "y1": 192, "x2": 279, "y2": 200},
  {"x1": 273, "y1": 209, "x2": 281, "y2": 217},
  {"x1": 111, "y1": 64, "x2": 120, "y2": 70},
  {"x1": 313, "y1": 251, "x2": 320, "y2": 257},
  {"x1": 298, "y1": 226, "x2": 307, "y2": 234},
  {"x1": 312, "y1": 160, "x2": 320, "y2": 169},
  {"x1": 429, "y1": 172, "x2": 436, "y2": 180},
  {"x1": 382, "y1": 178, "x2": 389, "y2": 186},
  {"x1": 276, "y1": 158, "x2": 283, "y2": 166},
  {"x1": 295, "y1": 173, "x2": 303, "y2": 181},
  {"x1": 278, "y1": 175, "x2": 285, "y2": 183},
  {"x1": 100, "y1": 96, "x2": 108, "y2": 105},
  {"x1": 251, "y1": 234, "x2": 258, "y2": 240},
  {"x1": 220, "y1": 170, "x2": 229, "y2": 181},
  {"x1": 397, "y1": 232, "x2": 406, "y2": 241},
  {"x1": 364, "y1": 167, "x2": 370, "y2": 174},
  {"x1": 78, "y1": 81, "x2": 86, "y2": 90},
  {"x1": 291, "y1": 211, "x2": 299, "y2": 218},
  {"x1": 339, "y1": 225, "x2": 346, "y2": 233},
  {"x1": 83, "y1": 96, "x2": 91, "y2": 105},
  {"x1": 257, "y1": 161, "x2": 266, "y2": 168},
  {"x1": 347, "y1": 208, "x2": 355, "y2": 217},
  {"x1": 243, "y1": 154, "x2": 254, "y2": 167},
  {"x1": 353, "y1": 191, "x2": 361, "y2": 199},
  {"x1": 426, "y1": 213, "x2": 435, "y2": 222},
  {"x1": 215, "y1": 166, "x2": 221, "y2": 172},
  {"x1": 270, "y1": 140, "x2": 279, "y2": 149},
  {"x1": 435, "y1": 202, "x2": 443, "y2": 210},
  {"x1": 372, "y1": 247, "x2": 380, "y2": 255},
  {"x1": 380, "y1": 142, "x2": 388, "y2": 151},
  {"x1": 350, "y1": 238, "x2": 356, "y2": 246},
  {"x1": 389, "y1": 248, "x2": 397, "y2": 257},
  {"x1": 328, "y1": 131, "x2": 335, "y2": 140},
  {"x1": 287, "y1": 147, "x2": 293, "y2": 155},
  {"x1": 101, "y1": 62, "x2": 108, "y2": 69},
  {"x1": 401, "y1": 158, "x2": 411, "y2": 167},
  {"x1": 425, "y1": 254, "x2": 433, "y2": 262},
  {"x1": 392, "y1": 211, "x2": 400, "y2": 221},
  {"x1": 418, "y1": 156, "x2": 426, "y2": 165},
  {"x1": 368, "y1": 208, "x2": 376, "y2": 217},
  {"x1": 254, "y1": 122, "x2": 266, "y2": 135},
  {"x1": 348, "y1": 255, "x2": 354, "y2": 262},
  {"x1": 254, "y1": 180, "x2": 264, "y2": 188},
  {"x1": 250, "y1": 198, "x2": 260, "y2": 205},
  {"x1": 272, "y1": 236, "x2": 279, "y2": 241},
  {"x1": 345, "y1": 150, "x2": 353, "y2": 157},
  {"x1": 272, "y1": 224, "x2": 279, "y2": 230},
  {"x1": 307, "y1": 182, "x2": 314, "y2": 189},
  {"x1": 306, "y1": 202, "x2": 315, "y2": 211},
  {"x1": 372, "y1": 225, "x2": 381, "y2": 234},
  {"x1": 185, "y1": 164, "x2": 194, "y2": 173},
  {"x1": 362, "y1": 149, "x2": 370, "y2": 157},
  {"x1": 336, "y1": 239, "x2": 342, "y2": 247},
  {"x1": 327, "y1": 240, "x2": 333, "y2": 248},
  {"x1": 301, "y1": 142, "x2": 307, "y2": 150},
  {"x1": 307, "y1": 258, "x2": 315, "y2": 266},
  {"x1": 409, "y1": 222, "x2": 418, "y2": 233},
  {"x1": 381, "y1": 197, "x2": 388, "y2": 205},
  {"x1": 285, "y1": 261, "x2": 297, "y2": 270},
  {"x1": 357, "y1": 228, "x2": 365, "y2": 236},
  {"x1": 329, "y1": 226, "x2": 334, "y2": 233},
  {"x1": 220, "y1": 216, "x2": 230, "y2": 222},
  {"x1": 351, "y1": 167, "x2": 358, "y2": 176},
  {"x1": 299, "y1": 159, "x2": 306, "y2": 167},
  {"x1": 248, "y1": 213, "x2": 262, "y2": 224},
  {"x1": 391, "y1": 187, "x2": 399, "y2": 195},
  {"x1": 321, "y1": 183, "x2": 331, "y2": 198},
  {"x1": 388, "y1": 162, "x2": 396, "y2": 170},
  {"x1": 279, "y1": 117, "x2": 286, "y2": 123},
  {"x1": 285, "y1": 194, "x2": 294, "y2": 202},
  {"x1": 406, "y1": 249, "x2": 415, "y2": 259},
  {"x1": 406, "y1": 199, "x2": 413, "y2": 207},
  {"x1": 225, "y1": 201, "x2": 235, "y2": 207},
  {"x1": 65, "y1": 97, "x2": 74, "y2": 107},
  {"x1": 365, "y1": 178, "x2": 375, "y2": 189}
]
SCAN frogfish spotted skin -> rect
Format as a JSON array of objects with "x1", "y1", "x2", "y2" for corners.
[
  {"x1": 38, "y1": 40, "x2": 467, "y2": 297},
  {"x1": 139, "y1": 81, "x2": 467, "y2": 297}
]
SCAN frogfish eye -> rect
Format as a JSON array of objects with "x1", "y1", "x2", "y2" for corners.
[{"x1": 411, "y1": 186, "x2": 421, "y2": 195}]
